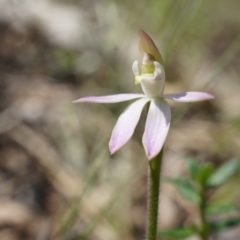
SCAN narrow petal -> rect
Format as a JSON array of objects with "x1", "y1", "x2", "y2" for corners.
[
  {"x1": 73, "y1": 94, "x2": 146, "y2": 103},
  {"x1": 163, "y1": 92, "x2": 214, "y2": 102},
  {"x1": 142, "y1": 99, "x2": 171, "y2": 160},
  {"x1": 109, "y1": 98, "x2": 150, "y2": 154}
]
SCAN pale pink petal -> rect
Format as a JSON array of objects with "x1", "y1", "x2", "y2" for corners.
[
  {"x1": 163, "y1": 92, "x2": 214, "y2": 102},
  {"x1": 72, "y1": 94, "x2": 146, "y2": 103},
  {"x1": 109, "y1": 98, "x2": 150, "y2": 154},
  {"x1": 143, "y1": 99, "x2": 171, "y2": 160}
]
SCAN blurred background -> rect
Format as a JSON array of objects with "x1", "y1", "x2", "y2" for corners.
[{"x1": 0, "y1": 0, "x2": 239, "y2": 239}]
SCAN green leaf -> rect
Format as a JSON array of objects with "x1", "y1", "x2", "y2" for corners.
[
  {"x1": 207, "y1": 158, "x2": 239, "y2": 187},
  {"x1": 206, "y1": 203, "x2": 237, "y2": 215},
  {"x1": 186, "y1": 157, "x2": 200, "y2": 179},
  {"x1": 186, "y1": 157, "x2": 213, "y2": 186},
  {"x1": 169, "y1": 178, "x2": 201, "y2": 204},
  {"x1": 209, "y1": 177, "x2": 240, "y2": 204},
  {"x1": 210, "y1": 217, "x2": 240, "y2": 231},
  {"x1": 158, "y1": 227, "x2": 196, "y2": 238},
  {"x1": 198, "y1": 163, "x2": 214, "y2": 186}
]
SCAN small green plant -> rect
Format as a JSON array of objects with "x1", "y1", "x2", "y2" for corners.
[{"x1": 160, "y1": 157, "x2": 240, "y2": 240}]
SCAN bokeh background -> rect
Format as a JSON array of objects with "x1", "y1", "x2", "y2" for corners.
[{"x1": 0, "y1": 0, "x2": 240, "y2": 239}]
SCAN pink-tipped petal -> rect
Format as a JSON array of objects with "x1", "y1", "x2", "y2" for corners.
[
  {"x1": 143, "y1": 99, "x2": 171, "y2": 160},
  {"x1": 163, "y1": 92, "x2": 214, "y2": 102},
  {"x1": 72, "y1": 94, "x2": 146, "y2": 103},
  {"x1": 109, "y1": 98, "x2": 150, "y2": 154}
]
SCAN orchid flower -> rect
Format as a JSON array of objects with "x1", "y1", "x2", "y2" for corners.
[{"x1": 73, "y1": 30, "x2": 214, "y2": 160}]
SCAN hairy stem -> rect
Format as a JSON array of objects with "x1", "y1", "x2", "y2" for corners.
[{"x1": 146, "y1": 148, "x2": 163, "y2": 240}]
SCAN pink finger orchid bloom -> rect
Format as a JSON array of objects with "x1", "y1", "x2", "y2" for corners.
[{"x1": 73, "y1": 30, "x2": 214, "y2": 160}]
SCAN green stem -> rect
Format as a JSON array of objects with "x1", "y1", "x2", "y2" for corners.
[
  {"x1": 199, "y1": 187, "x2": 209, "y2": 240},
  {"x1": 147, "y1": 148, "x2": 163, "y2": 240}
]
